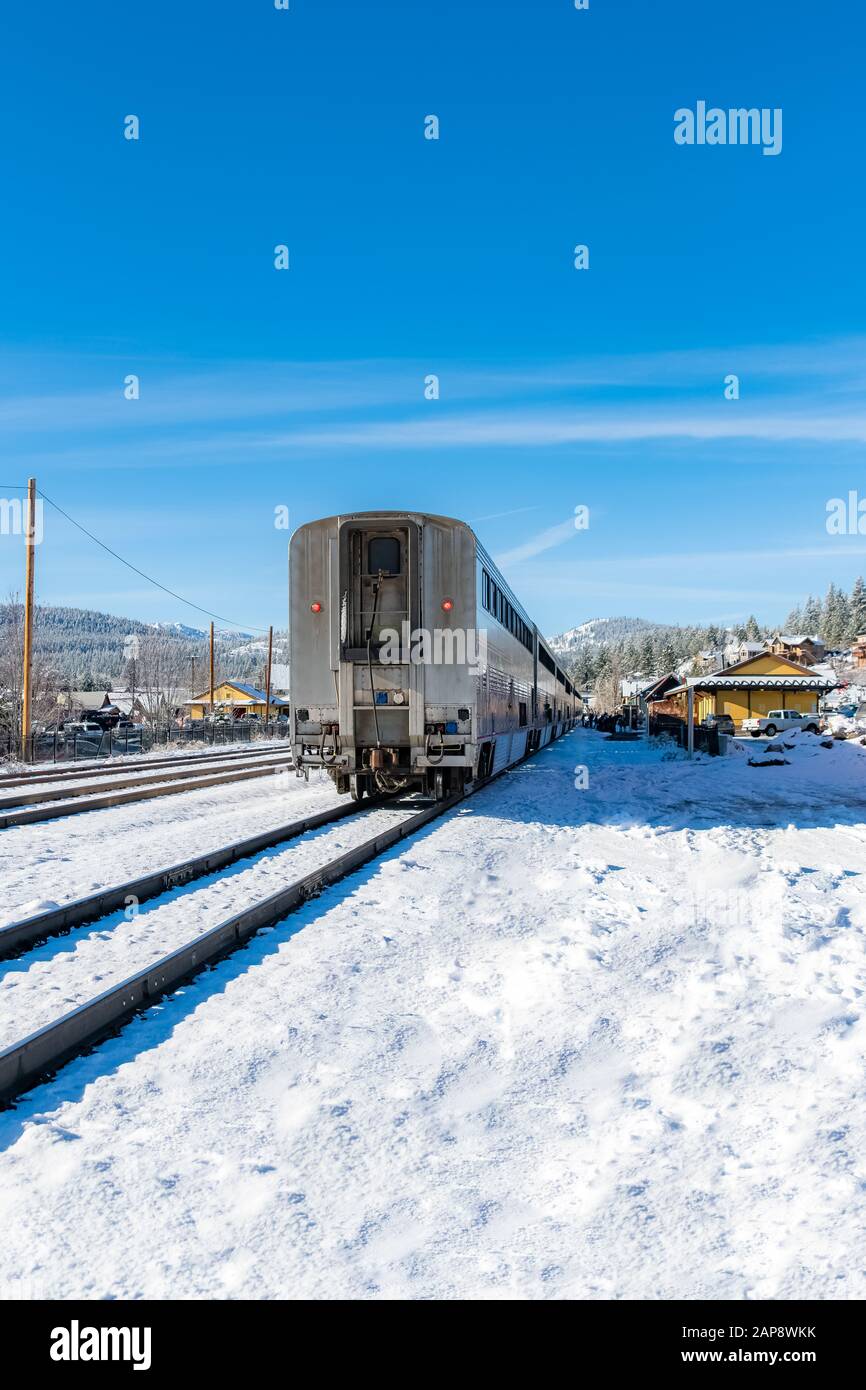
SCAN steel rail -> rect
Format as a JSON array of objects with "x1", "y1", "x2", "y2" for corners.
[
  {"x1": 0, "y1": 794, "x2": 458, "y2": 1102},
  {"x1": 0, "y1": 751, "x2": 293, "y2": 812},
  {"x1": 0, "y1": 727, "x2": 576, "y2": 1103},
  {"x1": 0, "y1": 758, "x2": 294, "y2": 831},
  {"x1": 0, "y1": 796, "x2": 374, "y2": 958},
  {"x1": 0, "y1": 742, "x2": 290, "y2": 790}
]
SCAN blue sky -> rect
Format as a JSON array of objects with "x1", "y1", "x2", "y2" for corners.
[{"x1": 2, "y1": 0, "x2": 866, "y2": 637}]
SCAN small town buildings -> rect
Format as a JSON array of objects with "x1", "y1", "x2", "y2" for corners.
[
  {"x1": 695, "y1": 648, "x2": 725, "y2": 673},
  {"x1": 57, "y1": 689, "x2": 189, "y2": 724},
  {"x1": 767, "y1": 632, "x2": 826, "y2": 666},
  {"x1": 723, "y1": 639, "x2": 766, "y2": 667},
  {"x1": 851, "y1": 635, "x2": 866, "y2": 669},
  {"x1": 648, "y1": 652, "x2": 837, "y2": 733},
  {"x1": 636, "y1": 673, "x2": 682, "y2": 723},
  {"x1": 186, "y1": 680, "x2": 289, "y2": 721}
]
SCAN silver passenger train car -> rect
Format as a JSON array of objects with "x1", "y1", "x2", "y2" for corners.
[{"x1": 289, "y1": 511, "x2": 579, "y2": 799}]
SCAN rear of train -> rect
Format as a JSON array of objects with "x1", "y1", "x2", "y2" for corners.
[
  {"x1": 289, "y1": 511, "x2": 479, "y2": 799},
  {"x1": 289, "y1": 510, "x2": 577, "y2": 799}
]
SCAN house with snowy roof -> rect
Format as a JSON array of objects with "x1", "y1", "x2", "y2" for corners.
[
  {"x1": 723, "y1": 638, "x2": 767, "y2": 667},
  {"x1": 767, "y1": 632, "x2": 826, "y2": 666},
  {"x1": 185, "y1": 680, "x2": 289, "y2": 720}
]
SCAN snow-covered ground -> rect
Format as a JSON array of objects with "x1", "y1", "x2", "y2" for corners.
[
  {"x1": 0, "y1": 750, "x2": 291, "y2": 812},
  {"x1": 1, "y1": 728, "x2": 865, "y2": 1300},
  {"x1": 0, "y1": 766, "x2": 341, "y2": 926},
  {"x1": 0, "y1": 803, "x2": 412, "y2": 1047}
]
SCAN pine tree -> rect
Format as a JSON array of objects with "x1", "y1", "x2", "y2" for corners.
[
  {"x1": 745, "y1": 614, "x2": 761, "y2": 640},
  {"x1": 848, "y1": 576, "x2": 866, "y2": 641},
  {"x1": 802, "y1": 595, "x2": 822, "y2": 635},
  {"x1": 784, "y1": 605, "x2": 803, "y2": 633},
  {"x1": 835, "y1": 589, "x2": 851, "y2": 647},
  {"x1": 621, "y1": 639, "x2": 639, "y2": 675},
  {"x1": 657, "y1": 637, "x2": 678, "y2": 674},
  {"x1": 822, "y1": 584, "x2": 845, "y2": 647}
]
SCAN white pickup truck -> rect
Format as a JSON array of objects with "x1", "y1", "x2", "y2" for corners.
[{"x1": 741, "y1": 708, "x2": 823, "y2": 738}]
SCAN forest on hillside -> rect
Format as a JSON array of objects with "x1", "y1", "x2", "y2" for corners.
[
  {"x1": 0, "y1": 602, "x2": 287, "y2": 731},
  {"x1": 555, "y1": 578, "x2": 866, "y2": 689}
]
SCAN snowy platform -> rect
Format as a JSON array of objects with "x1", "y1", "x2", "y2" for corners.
[{"x1": 1, "y1": 728, "x2": 865, "y2": 1300}]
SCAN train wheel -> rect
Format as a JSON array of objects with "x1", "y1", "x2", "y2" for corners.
[
  {"x1": 349, "y1": 774, "x2": 366, "y2": 801},
  {"x1": 434, "y1": 768, "x2": 448, "y2": 801}
]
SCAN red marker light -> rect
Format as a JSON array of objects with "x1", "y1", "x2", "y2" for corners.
[
  {"x1": 441, "y1": 598, "x2": 453, "y2": 612},
  {"x1": 310, "y1": 601, "x2": 322, "y2": 613}
]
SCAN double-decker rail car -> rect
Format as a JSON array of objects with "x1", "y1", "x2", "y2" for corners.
[{"x1": 289, "y1": 511, "x2": 578, "y2": 799}]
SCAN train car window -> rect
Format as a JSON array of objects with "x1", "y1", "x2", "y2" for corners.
[
  {"x1": 368, "y1": 536, "x2": 401, "y2": 574},
  {"x1": 482, "y1": 571, "x2": 489, "y2": 610}
]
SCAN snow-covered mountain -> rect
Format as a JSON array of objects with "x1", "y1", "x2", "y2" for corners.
[
  {"x1": 147, "y1": 621, "x2": 207, "y2": 640},
  {"x1": 547, "y1": 617, "x2": 659, "y2": 658}
]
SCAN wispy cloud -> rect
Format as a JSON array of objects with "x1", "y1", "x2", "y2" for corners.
[
  {"x1": 494, "y1": 518, "x2": 578, "y2": 567},
  {"x1": 5, "y1": 336, "x2": 866, "y2": 470},
  {"x1": 469, "y1": 505, "x2": 541, "y2": 524}
]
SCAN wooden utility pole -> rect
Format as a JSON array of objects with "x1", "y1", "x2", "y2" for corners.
[
  {"x1": 264, "y1": 624, "x2": 273, "y2": 727},
  {"x1": 687, "y1": 683, "x2": 695, "y2": 758},
  {"x1": 209, "y1": 622, "x2": 215, "y2": 715},
  {"x1": 21, "y1": 477, "x2": 37, "y2": 761}
]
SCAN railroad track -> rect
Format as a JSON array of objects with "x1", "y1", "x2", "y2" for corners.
[
  {"x1": 0, "y1": 741, "x2": 290, "y2": 790},
  {"x1": 0, "y1": 795, "x2": 371, "y2": 958},
  {"x1": 0, "y1": 751, "x2": 294, "y2": 830},
  {"x1": 0, "y1": 731, "x2": 573, "y2": 1104}
]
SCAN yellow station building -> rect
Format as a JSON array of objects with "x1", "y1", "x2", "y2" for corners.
[{"x1": 655, "y1": 653, "x2": 837, "y2": 731}]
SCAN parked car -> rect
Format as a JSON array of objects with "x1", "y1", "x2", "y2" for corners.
[
  {"x1": 702, "y1": 713, "x2": 736, "y2": 736},
  {"x1": 741, "y1": 709, "x2": 823, "y2": 738},
  {"x1": 112, "y1": 720, "x2": 142, "y2": 743}
]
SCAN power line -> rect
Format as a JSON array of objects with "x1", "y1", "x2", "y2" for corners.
[{"x1": 35, "y1": 487, "x2": 269, "y2": 634}]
